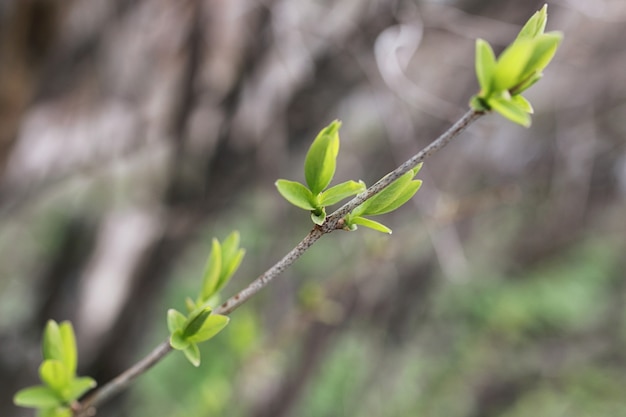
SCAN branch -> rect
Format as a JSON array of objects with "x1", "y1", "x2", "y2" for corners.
[
  {"x1": 215, "y1": 227, "x2": 325, "y2": 315},
  {"x1": 75, "y1": 339, "x2": 172, "y2": 416},
  {"x1": 73, "y1": 108, "x2": 483, "y2": 416}
]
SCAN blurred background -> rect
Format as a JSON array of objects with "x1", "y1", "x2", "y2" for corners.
[{"x1": 1, "y1": 0, "x2": 625, "y2": 416}]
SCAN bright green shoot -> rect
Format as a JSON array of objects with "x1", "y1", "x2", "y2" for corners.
[
  {"x1": 276, "y1": 120, "x2": 366, "y2": 225},
  {"x1": 343, "y1": 164, "x2": 423, "y2": 234},
  {"x1": 195, "y1": 231, "x2": 245, "y2": 308},
  {"x1": 470, "y1": 4, "x2": 562, "y2": 127},
  {"x1": 167, "y1": 307, "x2": 229, "y2": 367},
  {"x1": 168, "y1": 232, "x2": 243, "y2": 366},
  {"x1": 13, "y1": 320, "x2": 96, "y2": 417}
]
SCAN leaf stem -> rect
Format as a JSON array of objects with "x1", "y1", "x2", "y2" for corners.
[{"x1": 72, "y1": 108, "x2": 483, "y2": 416}]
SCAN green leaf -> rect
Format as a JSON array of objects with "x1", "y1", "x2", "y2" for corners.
[
  {"x1": 311, "y1": 209, "x2": 326, "y2": 226},
  {"x1": 275, "y1": 179, "x2": 317, "y2": 210},
  {"x1": 66, "y1": 377, "x2": 96, "y2": 401},
  {"x1": 183, "y1": 343, "x2": 201, "y2": 367},
  {"x1": 221, "y1": 232, "x2": 240, "y2": 266},
  {"x1": 167, "y1": 309, "x2": 186, "y2": 334},
  {"x1": 304, "y1": 120, "x2": 341, "y2": 194},
  {"x1": 170, "y1": 330, "x2": 189, "y2": 350},
  {"x1": 488, "y1": 95, "x2": 531, "y2": 127},
  {"x1": 516, "y1": 4, "x2": 548, "y2": 41},
  {"x1": 219, "y1": 248, "x2": 244, "y2": 291},
  {"x1": 469, "y1": 95, "x2": 490, "y2": 112},
  {"x1": 378, "y1": 179, "x2": 422, "y2": 215},
  {"x1": 39, "y1": 360, "x2": 70, "y2": 393},
  {"x1": 493, "y1": 39, "x2": 535, "y2": 92},
  {"x1": 319, "y1": 180, "x2": 365, "y2": 206},
  {"x1": 475, "y1": 39, "x2": 496, "y2": 95},
  {"x1": 350, "y1": 217, "x2": 392, "y2": 234},
  {"x1": 58, "y1": 322, "x2": 77, "y2": 377},
  {"x1": 42, "y1": 321, "x2": 63, "y2": 363},
  {"x1": 186, "y1": 314, "x2": 229, "y2": 343},
  {"x1": 200, "y1": 239, "x2": 222, "y2": 301},
  {"x1": 520, "y1": 32, "x2": 562, "y2": 81},
  {"x1": 510, "y1": 72, "x2": 542, "y2": 96},
  {"x1": 14, "y1": 386, "x2": 61, "y2": 408},
  {"x1": 185, "y1": 297, "x2": 197, "y2": 312},
  {"x1": 215, "y1": 231, "x2": 245, "y2": 295},
  {"x1": 182, "y1": 308, "x2": 212, "y2": 339},
  {"x1": 511, "y1": 94, "x2": 533, "y2": 113},
  {"x1": 40, "y1": 407, "x2": 72, "y2": 417},
  {"x1": 358, "y1": 172, "x2": 420, "y2": 216}
]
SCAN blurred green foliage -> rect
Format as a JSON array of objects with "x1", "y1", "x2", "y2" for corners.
[{"x1": 130, "y1": 226, "x2": 623, "y2": 417}]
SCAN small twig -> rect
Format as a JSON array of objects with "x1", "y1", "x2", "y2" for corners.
[
  {"x1": 75, "y1": 339, "x2": 172, "y2": 416},
  {"x1": 215, "y1": 227, "x2": 325, "y2": 315},
  {"x1": 73, "y1": 108, "x2": 484, "y2": 416}
]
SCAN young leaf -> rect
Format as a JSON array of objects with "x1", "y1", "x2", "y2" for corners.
[
  {"x1": 66, "y1": 377, "x2": 96, "y2": 401},
  {"x1": 186, "y1": 314, "x2": 229, "y2": 343},
  {"x1": 350, "y1": 217, "x2": 393, "y2": 234},
  {"x1": 182, "y1": 308, "x2": 212, "y2": 339},
  {"x1": 219, "y1": 248, "x2": 244, "y2": 291},
  {"x1": 311, "y1": 209, "x2": 326, "y2": 226},
  {"x1": 185, "y1": 297, "x2": 196, "y2": 312},
  {"x1": 469, "y1": 95, "x2": 490, "y2": 112},
  {"x1": 365, "y1": 179, "x2": 422, "y2": 216},
  {"x1": 511, "y1": 94, "x2": 533, "y2": 113},
  {"x1": 41, "y1": 406, "x2": 73, "y2": 417},
  {"x1": 319, "y1": 180, "x2": 366, "y2": 206},
  {"x1": 357, "y1": 171, "x2": 415, "y2": 216},
  {"x1": 519, "y1": 32, "x2": 562, "y2": 82},
  {"x1": 14, "y1": 386, "x2": 61, "y2": 408},
  {"x1": 42, "y1": 321, "x2": 63, "y2": 363},
  {"x1": 475, "y1": 39, "x2": 496, "y2": 95},
  {"x1": 516, "y1": 4, "x2": 548, "y2": 41},
  {"x1": 275, "y1": 179, "x2": 317, "y2": 211},
  {"x1": 200, "y1": 239, "x2": 222, "y2": 302},
  {"x1": 221, "y1": 232, "x2": 241, "y2": 266},
  {"x1": 488, "y1": 96, "x2": 531, "y2": 127},
  {"x1": 183, "y1": 343, "x2": 201, "y2": 367},
  {"x1": 214, "y1": 231, "x2": 245, "y2": 296},
  {"x1": 304, "y1": 120, "x2": 341, "y2": 194},
  {"x1": 167, "y1": 309, "x2": 187, "y2": 334},
  {"x1": 492, "y1": 39, "x2": 535, "y2": 92},
  {"x1": 170, "y1": 330, "x2": 190, "y2": 350},
  {"x1": 39, "y1": 360, "x2": 70, "y2": 393},
  {"x1": 58, "y1": 322, "x2": 77, "y2": 377},
  {"x1": 510, "y1": 72, "x2": 542, "y2": 96}
]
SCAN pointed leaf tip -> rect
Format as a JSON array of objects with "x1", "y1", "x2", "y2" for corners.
[
  {"x1": 304, "y1": 121, "x2": 342, "y2": 194},
  {"x1": 183, "y1": 343, "x2": 201, "y2": 367}
]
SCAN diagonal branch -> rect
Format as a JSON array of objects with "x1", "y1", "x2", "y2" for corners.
[{"x1": 73, "y1": 108, "x2": 484, "y2": 416}]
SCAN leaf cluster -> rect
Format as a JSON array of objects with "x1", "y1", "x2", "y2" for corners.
[
  {"x1": 167, "y1": 307, "x2": 229, "y2": 367},
  {"x1": 167, "y1": 232, "x2": 244, "y2": 366},
  {"x1": 470, "y1": 4, "x2": 562, "y2": 127},
  {"x1": 343, "y1": 164, "x2": 423, "y2": 234},
  {"x1": 13, "y1": 321, "x2": 96, "y2": 417},
  {"x1": 276, "y1": 120, "x2": 366, "y2": 225}
]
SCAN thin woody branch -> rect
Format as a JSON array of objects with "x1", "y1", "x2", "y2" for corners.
[{"x1": 73, "y1": 108, "x2": 484, "y2": 416}]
